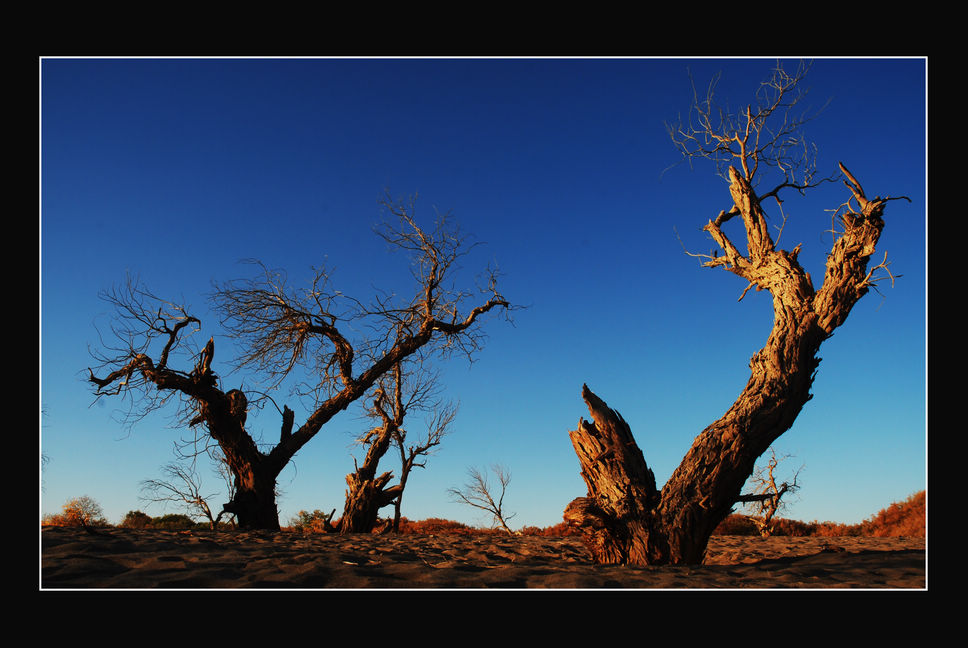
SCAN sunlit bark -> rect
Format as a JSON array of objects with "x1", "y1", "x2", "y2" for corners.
[{"x1": 567, "y1": 63, "x2": 909, "y2": 565}]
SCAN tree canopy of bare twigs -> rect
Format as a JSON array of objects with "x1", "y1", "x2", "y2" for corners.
[
  {"x1": 448, "y1": 464, "x2": 517, "y2": 535},
  {"x1": 565, "y1": 60, "x2": 912, "y2": 566},
  {"x1": 666, "y1": 60, "x2": 831, "y2": 193},
  {"x1": 88, "y1": 195, "x2": 513, "y2": 530}
]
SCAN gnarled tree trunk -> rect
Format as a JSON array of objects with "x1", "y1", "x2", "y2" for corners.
[
  {"x1": 565, "y1": 164, "x2": 905, "y2": 565},
  {"x1": 337, "y1": 420, "x2": 402, "y2": 533},
  {"x1": 185, "y1": 344, "x2": 290, "y2": 530},
  {"x1": 89, "y1": 199, "x2": 511, "y2": 532}
]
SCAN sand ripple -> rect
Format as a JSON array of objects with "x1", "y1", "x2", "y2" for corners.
[{"x1": 41, "y1": 527, "x2": 925, "y2": 589}]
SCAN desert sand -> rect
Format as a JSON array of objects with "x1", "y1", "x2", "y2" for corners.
[{"x1": 40, "y1": 526, "x2": 925, "y2": 590}]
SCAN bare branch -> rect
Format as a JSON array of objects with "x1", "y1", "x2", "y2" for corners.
[
  {"x1": 667, "y1": 60, "x2": 831, "y2": 191},
  {"x1": 340, "y1": 356, "x2": 458, "y2": 533},
  {"x1": 88, "y1": 195, "x2": 513, "y2": 531},
  {"x1": 87, "y1": 275, "x2": 207, "y2": 428},
  {"x1": 211, "y1": 260, "x2": 359, "y2": 394},
  {"x1": 448, "y1": 464, "x2": 517, "y2": 535},
  {"x1": 140, "y1": 451, "x2": 236, "y2": 530}
]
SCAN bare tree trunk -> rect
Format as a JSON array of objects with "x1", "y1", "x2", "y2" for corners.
[
  {"x1": 391, "y1": 462, "x2": 412, "y2": 532},
  {"x1": 565, "y1": 164, "x2": 905, "y2": 565},
  {"x1": 221, "y1": 464, "x2": 281, "y2": 531},
  {"x1": 337, "y1": 421, "x2": 402, "y2": 533},
  {"x1": 188, "y1": 360, "x2": 287, "y2": 531}
]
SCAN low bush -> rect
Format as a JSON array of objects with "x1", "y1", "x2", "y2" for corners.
[{"x1": 42, "y1": 496, "x2": 108, "y2": 528}]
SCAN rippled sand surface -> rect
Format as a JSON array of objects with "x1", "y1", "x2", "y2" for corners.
[{"x1": 41, "y1": 527, "x2": 926, "y2": 589}]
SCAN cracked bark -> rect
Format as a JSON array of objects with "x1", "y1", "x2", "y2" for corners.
[{"x1": 565, "y1": 163, "x2": 903, "y2": 565}]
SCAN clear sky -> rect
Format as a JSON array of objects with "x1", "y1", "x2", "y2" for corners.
[{"x1": 40, "y1": 57, "x2": 926, "y2": 530}]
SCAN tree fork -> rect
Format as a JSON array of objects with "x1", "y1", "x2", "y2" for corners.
[{"x1": 565, "y1": 162, "x2": 904, "y2": 566}]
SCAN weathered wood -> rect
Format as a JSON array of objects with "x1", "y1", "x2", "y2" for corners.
[
  {"x1": 564, "y1": 385, "x2": 659, "y2": 564},
  {"x1": 338, "y1": 419, "x2": 402, "y2": 534},
  {"x1": 565, "y1": 162, "x2": 902, "y2": 566}
]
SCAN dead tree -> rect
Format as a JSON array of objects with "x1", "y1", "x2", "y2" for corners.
[
  {"x1": 565, "y1": 61, "x2": 910, "y2": 565},
  {"x1": 140, "y1": 449, "x2": 237, "y2": 530},
  {"x1": 89, "y1": 196, "x2": 512, "y2": 530},
  {"x1": 337, "y1": 360, "x2": 456, "y2": 533},
  {"x1": 391, "y1": 389, "x2": 456, "y2": 531},
  {"x1": 336, "y1": 363, "x2": 406, "y2": 533},
  {"x1": 448, "y1": 465, "x2": 516, "y2": 535},
  {"x1": 735, "y1": 448, "x2": 802, "y2": 537}
]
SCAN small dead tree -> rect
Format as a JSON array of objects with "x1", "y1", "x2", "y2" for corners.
[
  {"x1": 140, "y1": 447, "x2": 237, "y2": 530},
  {"x1": 448, "y1": 465, "x2": 516, "y2": 535},
  {"x1": 337, "y1": 360, "x2": 456, "y2": 534},
  {"x1": 391, "y1": 393, "x2": 456, "y2": 531},
  {"x1": 336, "y1": 364, "x2": 406, "y2": 534},
  {"x1": 735, "y1": 448, "x2": 802, "y2": 537},
  {"x1": 565, "y1": 61, "x2": 911, "y2": 565},
  {"x1": 89, "y1": 195, "x2": 512, "y2": 530}
]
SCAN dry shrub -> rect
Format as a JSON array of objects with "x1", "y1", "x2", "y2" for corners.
[
  {"x1": 519, "y1": 521, "x2": 580, "y2": 537},
  {"x1": 289, "y1": 510, "x2": 335, "y2": 533},
  {"x1": 798, "y1": 490, "x2": 926, "y2": 538},
  {"x1": 42, "y1": 496, "x2": 108, "y2": 528},
  {"x1": 712, "y1": 514, "x2": 759, "y2": 536},
  {"x1": 711, "y1": 490, "x2": 924, "y2": 537},
  {"x1": 397, "y1": 517, "x2": 480, "y2": 535},
  {"x1": 810, "y1": 521, "x2": 865, "y2": 537},
  {"x1": 285, "y1": 490, "x2": 924, "y2": 539},
  {"x1": 861, "y1": 490, "x2": 925, "y2": 537},
  {"x1": 767, "y1": 517, "x2": 814, "y2": 537},
  {"x1": 397, "y1": 518, "x2": 580, "y2": 537},
  {"x1": 119, "y1": 510, "x2": 153, "y2": 529}
]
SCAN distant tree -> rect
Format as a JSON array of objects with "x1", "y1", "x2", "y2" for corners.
[
  {"x1": 88, "y1": 195, "x2": 513, "y2": 530},
  {"x1": 448, "y1": 465, "x2": 517, "y2": 535},
  {"x1": 147, "y1": 513, "x2": 197, "y2": 530},
  {"x1": 43, "y1": 496, "x2": 108, "y2": 528},
  {"x1": 565, "y1": 60, "x2": 911, "y2": 565},
  {"x1": 735, "y1": 448, "x2": 803, "y2": 537},
  {"x1": 119, "y1": 510, "x2": 153, "y2": 529},
  {"x1": 338, "y1": 359, "x2": 457, "y2": 534}
]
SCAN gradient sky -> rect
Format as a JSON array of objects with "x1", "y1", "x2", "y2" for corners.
[{"x1": 40, "y1": 57, "x2": 926, "y2": 530}]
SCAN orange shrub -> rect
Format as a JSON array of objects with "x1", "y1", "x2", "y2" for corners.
[
  {"x1": 796, "y1": 490, "x2": 925, "y2": 537},
  {"x1": 768, "y1": 517, "x2": 815, "y2": 537},
  {"x1": 398, "y1": 517, "x2": 481, "y2": 535},
  {"x1": 860, "y1": 490, "x2": 925, "y2": 537},
  {"x1": 710, "y1": 491, "x2": 925, "y2": 538},
  {"x1": 43, "y1": 496, "x2": 108, "y2": 528}
]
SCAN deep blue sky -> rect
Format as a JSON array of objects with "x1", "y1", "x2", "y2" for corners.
[{"x1": 40, "y1": 57, "x2": 926, "y2": 529}]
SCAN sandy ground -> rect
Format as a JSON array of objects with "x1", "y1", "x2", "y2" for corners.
[{"x1": 40, "y1": 527, "x2": 926, "y2": 590}]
